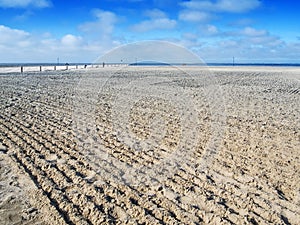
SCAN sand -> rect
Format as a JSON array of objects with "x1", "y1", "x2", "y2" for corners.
[{"x1": 0, "y1": 66, "x2": 299, "y2": 224}]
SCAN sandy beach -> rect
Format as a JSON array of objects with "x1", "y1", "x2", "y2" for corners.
[{"x1": 0, "y1": 66, "x2": 299, "y2": 224}]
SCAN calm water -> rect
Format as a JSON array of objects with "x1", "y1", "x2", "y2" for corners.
[
  {"x1": 0, "y1": 63, "x2": 91, "y2": 67},
  {"x1": 1, "y1": 62, "x2": 300, "y2": 67}
]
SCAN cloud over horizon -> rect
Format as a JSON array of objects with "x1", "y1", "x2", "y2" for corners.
[
  {"x1": 180, "y1": 0, "x2": 261, "y2": 13},
  {"x1": 131, "y1": 9, "x2": 176, "y2": 32},
  {"x1": 0, "y1": 0, "x2": 52, "y2": 8},
  {"x1": 0, "y1": 0, "x2": 299, "y2": 63}
]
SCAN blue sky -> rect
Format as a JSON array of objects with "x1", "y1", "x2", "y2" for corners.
[{"x1": 0, "y1": 0, "x2": 299, "y2": 63}]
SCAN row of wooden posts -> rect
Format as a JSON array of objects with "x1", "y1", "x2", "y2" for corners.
[
  {"x1": 19, "y1": 63, "x2": 126, "y2": 73},
  {"x1": 20, "y1": 65, "x2": 84, "y2": 73}
]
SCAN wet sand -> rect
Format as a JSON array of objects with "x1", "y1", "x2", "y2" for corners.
[{"x1": 0, "y1": 66, "x2": 299, "y2": 224}]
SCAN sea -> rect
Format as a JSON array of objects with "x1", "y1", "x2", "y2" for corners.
[
  {"x1": 0, "y1": 63, "x2": 90, "y2": 67},
  {"x1": 1, "y1": 62, "x2": 300, "y2": 67}
]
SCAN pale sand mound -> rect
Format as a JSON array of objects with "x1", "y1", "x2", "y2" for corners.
[{"x1": 0, "y1": 67, "x2": 299, "y2": 224}]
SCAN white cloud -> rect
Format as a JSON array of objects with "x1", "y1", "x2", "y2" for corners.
[
  {"x1": 223, "y1": 27, "x2": 270, "y2": 39},
  {"x1": 216, "y1": 0, "x2": 260, "y2": 12},
  {"x1": 230, "y1": 18, "x2": 254, "y2": 27},
  {"x1": 206, "y1": 25, "x2": 218, "y2": 35},
  {"x1": 0, "y1": 25, "x2": 30, "y2": 46},
  {"x1": 228, "y1": 27, "x2": 282, "y2": 48},
  {"x1": 144, "y1": 9, "x2": 166, "y2": 18},
  {"x1": 131, "y1": 18, "x2": 176, "y2": 32},
  {"x1": 179, "y1": 0, "x2": 260, "y2": 24},
  {"x1": 172, "y1": 22, "x2": 296, "y2": 63},
  {"x1": 248, "y1": 35, "x2": 283, "y2": 47},
  {"x1": 77, "y1": 10, "x2": 121, "y2": 60},
  {"x1": 195, "y1": 34, "x2": 288, "y2": 63},
  {"x1": 77, "y1": 9, "x2": 121, "y2": 61},
  {"x1": 14, "y1": 10, "x2": 34, "y2": 21},
  {"x1": 0, "y1": 0, "x2": 52, "y2": 8},
  {"x1": 61, "y1": 34, "x2": 83, "y2": 47},
  {"x1": 197, "y1": 24, "x2": 220, "y2": 37},
  {"x1": 176, "y1": 33, "x2": 204, "y2": 50},
  {"x1": 241, "y1": 27, "x2": 268, "y2": 36},
  {"x1": 96, "y1": 41, "x2": 201, "y2": 64},
  {"x1": 181, "y1": 0, "x2": 261, "y2": 13},
  {"x1": 179, "y1": 10, "x2": 211, "y2": 22},
  {"x1": 182, "y1": 32, "x2": 198, "y2": 41},
  {"x1": 79, "y1": 10, "x2": 117, "y2": 38},
  {"x1": 131, "y1": 9, "x2": 176, "y2": 32},
  {"x1": 0, "y1": 23, "x2": 117, "y2": 62}
]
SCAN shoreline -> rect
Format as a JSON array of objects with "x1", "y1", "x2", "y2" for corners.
[{"x1": 1, "y1": 64, "x2": 300, "y2": 75}]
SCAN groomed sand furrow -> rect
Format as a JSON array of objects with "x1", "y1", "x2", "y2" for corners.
[
  {"x1": 0, "y1": 68, "x2": 299, "y2": 224},
  {"x1": 95, "y1": 98, "x2": 167, "y2": 164},
  {"x1": 81, "y1": 68, "x2": 298, "y2": 224},
  {"x1": 75, "y1": 138, "x2": 202, "y2": 224},
  {"x1": 1, "y1": 112, "x2": 95, "y2": 184},
  {"x1": 91, "y1": 89, "x2": 205, "y2": 179},
  {"x1": 1, "y1": 90, "x2": 76, "y2": 138},
  {"x1": 10, "y1": 102, "x2": 73, "y2": 131},
  {"x1": 213, "y1": 149, "x2": 299, "y2": 204},
  {"x1": 121, "y1": 184, "x2": 193, "y2": 224},
  {"x1": 0, "y1": 129, "x2": 86, "y2": 224},
  {"x1": 163, "y1": 169, "x2": 275, "y2": 224},
  {"x1": 0, "y1": 112, "x2": 85, "y2": 165},
  {"x1": 0, "y1": 122, "x2": 96, "y2": 224},
  {"x1": 77, "y1": 153, "x2": 185, "y2": 223},
  {"x1": 0, "y1": 121, "x2": 127, "y2": 224},
  {"x1": 0, "y1": 89, "x2": 75, "y2": 132},
  {"x1": 1, "y1": 107, "x2": 170, "y2": 224}
]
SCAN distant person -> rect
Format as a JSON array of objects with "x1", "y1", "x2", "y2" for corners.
[
  {"x1": 103, "y1": 62, "x2": 105, "y2": 67},
  {"x1": 84, "y1": 64, "x2": 87, "y2": 69}
]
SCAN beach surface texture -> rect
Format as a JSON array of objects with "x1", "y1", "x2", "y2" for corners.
[{"x1": 0, "y1": 66, "x2": 299, "y2": 224}]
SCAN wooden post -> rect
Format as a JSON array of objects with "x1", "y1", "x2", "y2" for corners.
[
  {"x1": 21, "y1": 66, "x2": 23, "y2": 73},
  {"x1": 54, "y1": 66, "x2": 56, "y2": 70},
  {"x1": 40, "y1": 66, "x2": 42, "y2": 71}
]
